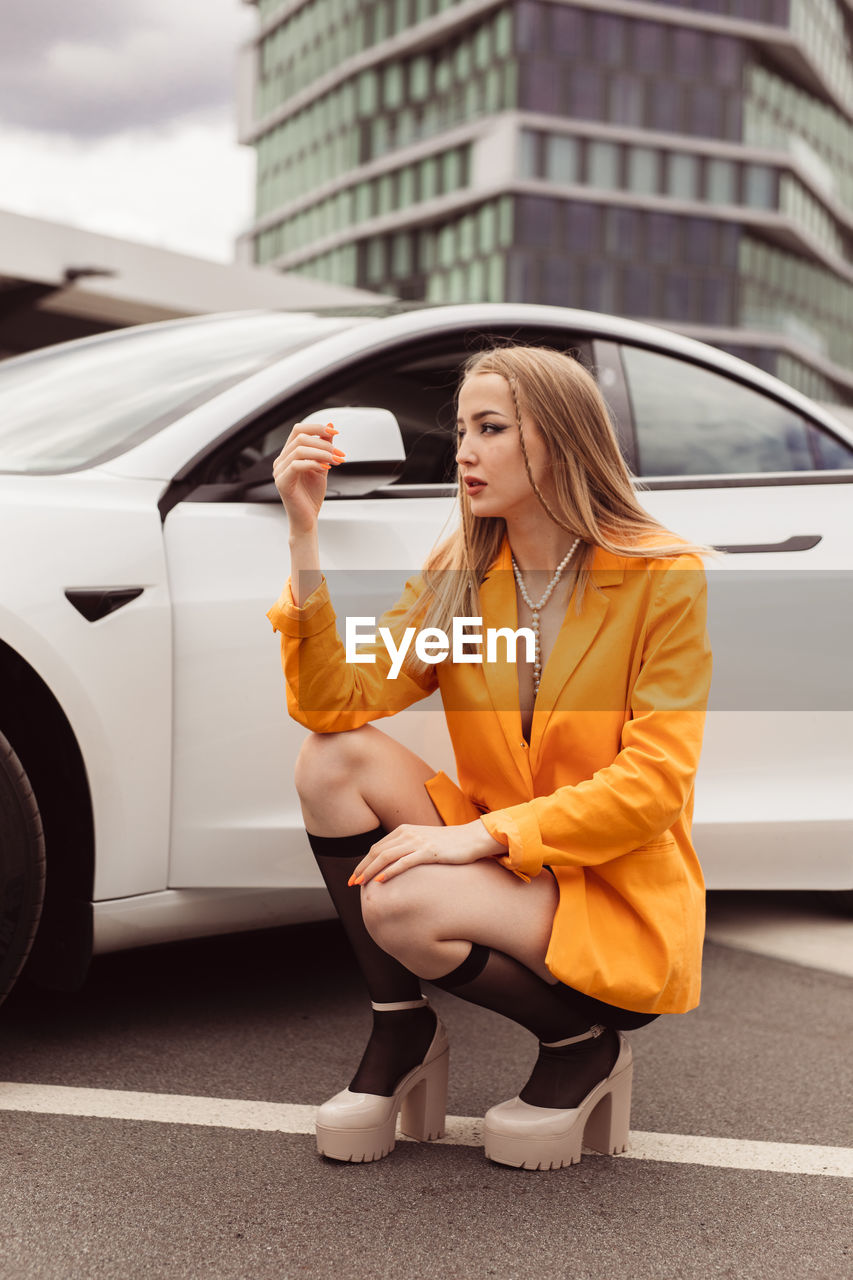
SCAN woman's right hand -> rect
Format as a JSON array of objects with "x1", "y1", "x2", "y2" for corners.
[{"x1": 272, "y1": 421, "x2": 346, "y2": 535}]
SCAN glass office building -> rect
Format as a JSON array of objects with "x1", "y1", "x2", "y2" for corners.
[{"x1": 238, "y1": 0, "x2": 853, "y2": 404}]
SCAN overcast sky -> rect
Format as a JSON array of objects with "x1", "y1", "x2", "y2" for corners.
[{"x1": 0, "y1": 0, "x2": 257, "y2": 261}]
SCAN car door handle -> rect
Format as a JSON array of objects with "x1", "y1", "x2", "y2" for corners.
[
  {"x1": 713, "y1": 534, "x2": 821, "y2": 554},
  {"x1": 65, "y1": 587, "x2": 144, "y2": 622}
]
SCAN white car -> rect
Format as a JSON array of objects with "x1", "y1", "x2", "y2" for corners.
[{"x1": 1, "y1": 303, "x2": 851, "y2": 1003}]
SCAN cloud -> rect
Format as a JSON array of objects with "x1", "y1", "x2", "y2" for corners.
[
  {"x1": 0, "y1": 0, "x2": 255, "y2": 137},
  {"x1": 0, "y1": 118, "x2": 256, "y2": 262}
]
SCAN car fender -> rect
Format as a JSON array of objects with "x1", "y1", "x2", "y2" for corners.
[{"x1": 0, "y1": 471, "x2": 173, "y2": 899}]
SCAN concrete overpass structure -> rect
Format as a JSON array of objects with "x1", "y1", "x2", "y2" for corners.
[{"x1": 0, "y1": 208, "x2": 390, "y2": 359}]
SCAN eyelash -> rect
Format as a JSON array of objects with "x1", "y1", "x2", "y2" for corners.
[{"x1": 457, "y1": 422, "x2": 505, "y2": 441}]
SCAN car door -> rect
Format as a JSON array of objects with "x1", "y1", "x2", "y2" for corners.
[
  {"x1": 605, "y1": 340, "x2": 853, "y2": 890},
  {"x1": 161, "y1": 326, "x2": 594, "y2": 892}
]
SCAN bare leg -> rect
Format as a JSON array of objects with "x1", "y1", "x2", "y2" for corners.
[
  {"x1": 295, "y1": 723, "x2": 445, "y2": 837},
  {"x1": 362, "y1": 860, "x2": 559, "y2": 981},
  {"x1": 296, "y1": 725, "x2": 559, "y2": 981}
]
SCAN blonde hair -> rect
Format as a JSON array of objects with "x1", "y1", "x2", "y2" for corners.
[{"x1": 404, "y1": 343, "x2": 716, "y2": 654}]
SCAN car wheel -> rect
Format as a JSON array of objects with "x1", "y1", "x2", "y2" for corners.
[{"x1": 0, "y1": 731, "x2": 46, "y2": 1005}]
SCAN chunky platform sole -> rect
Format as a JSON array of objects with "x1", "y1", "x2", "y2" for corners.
[
  {"x1": 316, "y1": 1021, "x2": 449, "y2": 1163},
  {"x1": 484, "y1": 1035, "x2": 633, "y2": 1171}
]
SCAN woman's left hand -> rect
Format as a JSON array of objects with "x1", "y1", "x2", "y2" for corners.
[{"x1": 348, "y1": 820, "x2": 506, "y2": 886}]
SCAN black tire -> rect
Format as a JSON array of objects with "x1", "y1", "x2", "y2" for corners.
[{"x1": 0, "y1": 730, "x2": 46, "y2": 1005}]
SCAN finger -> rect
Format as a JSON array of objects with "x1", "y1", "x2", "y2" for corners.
[
  {"x1": 372, "y1": 849, "x2": 437, "y2": 883},
  {"x1": 273, "y1": 451, "x2": 347, "y2": 491},
  {"x1": 274, "y1": 425, "x2": 341, "y2": 465},
  {"x1": 347, "y1": 841, "x2": 383, "y2": 886},
  {"x1": 348, "y1": 835, "x2": 412, "y2": 885},
  {"x1": 347, "y1": 823, "x2": 437, "y2": 885},
  {"x1": 291, "y1": 421, "x2": 339, "y2": 439},
  {"x1": 355, "y1": 834, "x2": 444, "y2": 885},
  {"x1": 275, "y1": 459, "x2": 332, "y2": 487},
  {"x1": 348, "y1": 850, "x2": 390, "y2": 886},
  {"x1": 286, "y1": 423, "x2": 340, "y2": 456},
  {"x1": 278, "y1": 438, "x2": 346, "y2": 468},
  {"x1": 273, "y1": 446, "x2": 343, "y2": 477}
]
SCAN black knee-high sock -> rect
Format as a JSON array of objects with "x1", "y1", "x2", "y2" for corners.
[
  {"x1": 431, "y1": 944, "x2": 627, "y2": 1107},
  {"x1": 308, "y1": 827, "x2": 437, "y2": 1096}
]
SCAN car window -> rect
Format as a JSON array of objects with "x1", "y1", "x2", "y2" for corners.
[
  {"x1": 238, "y1": 356, "x2": 458, "y2": 487},
  {"x1": 809, "y1": 423, "x2": 853, "y2": 469},
  {"x1": 0, "y1": 312, "x2": 359, "y2": 474},
  {"x1": 622, "y1": 344, "x2": 819, "y2": 477},
  {"x1": 213, "y1": 333, "x2": 593, "y2": 489}
]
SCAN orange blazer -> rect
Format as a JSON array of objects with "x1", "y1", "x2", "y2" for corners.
[{"x1": 268, "y1": 536, "x2": 713, "y2": 1015}]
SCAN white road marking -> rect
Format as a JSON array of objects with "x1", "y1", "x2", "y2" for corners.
[
  {"x1": 0, "y1": 1083, "x2": 317, "y2": 1135},
  {"x1": 1, "y1": 1082, "x2": 851, "y2": 1178}
]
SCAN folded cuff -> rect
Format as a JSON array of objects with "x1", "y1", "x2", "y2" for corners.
[
  {"x1": 480, "y1": 804, "x2": 544, "y2": 879},
  {"x1": 267, "y1": 576, "x2": 336, "y2": 637}
]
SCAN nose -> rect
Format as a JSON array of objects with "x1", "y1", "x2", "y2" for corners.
[{"x1": 455, "y1": 433, "x2": 476, "y2": 466}]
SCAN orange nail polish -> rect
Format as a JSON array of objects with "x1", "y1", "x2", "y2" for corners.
[
  {"x1": 376, "y1": 873, "x2": 386, "y2": 882},
  {"x1": 355, "y1": 875, "x2": 365, "y2": 885}
]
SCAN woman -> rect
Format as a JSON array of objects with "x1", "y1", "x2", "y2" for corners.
[{"x1": 268, "y1": 345, "x2": 713, "y2": 1170}]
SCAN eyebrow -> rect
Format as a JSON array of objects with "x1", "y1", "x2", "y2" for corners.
[{"x1": 455, "y1": 409, "x2": 508, "y2": 424}]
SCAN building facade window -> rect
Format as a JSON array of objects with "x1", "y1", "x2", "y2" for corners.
[
  {"x1": 247, "y1": 0, "x2": 853, "y2": 405},
  {"x1": 546, "y1": 134, "x2": 579, "y2": 184},
  {"x1": 628, "y1": 147, "x2": 658, "y2": 194},
  {"x1": 588, "y1": 140, "x2": 620, "y2": 188},
  {"x1": 667, "y1": 151, "x2": 699, "y2": 199},
  {"x1": 707, "y1": 157, "x2": 737, "y2": 204}
]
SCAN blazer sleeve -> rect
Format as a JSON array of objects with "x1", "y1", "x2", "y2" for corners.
[
  {"x1": 480, "y1": 555, "x2": 713, "y2": 876},
  {"x1": 267, "y1": 574, "x2": 438, "y2": 732}
]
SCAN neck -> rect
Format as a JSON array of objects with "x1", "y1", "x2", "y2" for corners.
[{"x1": 506, "y1": 518, "x2": 580, "y2": 575}]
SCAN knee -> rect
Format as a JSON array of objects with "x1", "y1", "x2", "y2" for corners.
[
  {"x1": 361, "y1": 873, "x2": 423, "y2": 953},
  {"x1": 293, "y1": 728, "x2": 371, "y2": 805}
]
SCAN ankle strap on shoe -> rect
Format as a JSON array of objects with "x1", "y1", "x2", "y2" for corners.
[
  {"x1": 541, "y1": 1024, "x2": 606, "y2": 1048},
  {"x1": 370, "y1": 996, "x2": 428, "y2": 1011}
]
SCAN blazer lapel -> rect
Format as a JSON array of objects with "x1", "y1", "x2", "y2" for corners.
[
  {"x1": 476, "y1": 539, "x2": 626, "y2": 781},
  {"x1": 529, "y1": 547, "x2": 625, "y2": 762}
]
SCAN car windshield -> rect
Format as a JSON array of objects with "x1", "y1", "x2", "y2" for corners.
[{"x1": 0, "y1": 311, "x2": 359, "y2": 473}]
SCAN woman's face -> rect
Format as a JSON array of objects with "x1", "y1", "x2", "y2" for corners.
[{"x1": 456, "y1": 372, "x2": 553, "y2": 522}]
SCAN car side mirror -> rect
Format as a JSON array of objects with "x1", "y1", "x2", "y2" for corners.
[
  {"x1": 307, "y1": 405, "x2": 406, "y2": 497},
  {"x1": 239, "y1": 405, "x2": 407, "y2": 501}
]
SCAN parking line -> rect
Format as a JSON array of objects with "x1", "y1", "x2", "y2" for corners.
[{"x1": 1, "y1": 1082, "x2": 851, "y2": 1177}]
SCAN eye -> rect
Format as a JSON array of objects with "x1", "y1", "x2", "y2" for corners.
[{"x1": 456, "y1": 421, "x2": 507, "y2": 442}]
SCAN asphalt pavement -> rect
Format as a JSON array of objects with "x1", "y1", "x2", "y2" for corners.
[{"x1": 0, "y1": 894, "x2": 851, "y2": 1280}]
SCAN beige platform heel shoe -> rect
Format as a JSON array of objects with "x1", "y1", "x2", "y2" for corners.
[
  {"x1": 315, "y1": 999, "x2": 449, "y2": 1163},
  {"x1": 484, "y1": 1027, "x2": 633, "y2": 1170}
]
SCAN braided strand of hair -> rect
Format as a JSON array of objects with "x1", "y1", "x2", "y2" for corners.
[{"x1": 505, "y1": 372, "x2": 578, "y2": 539}]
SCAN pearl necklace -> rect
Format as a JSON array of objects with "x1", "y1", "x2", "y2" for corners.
[{"x1": 511, "y1": 537, "x2": 581, "y2": 696}]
